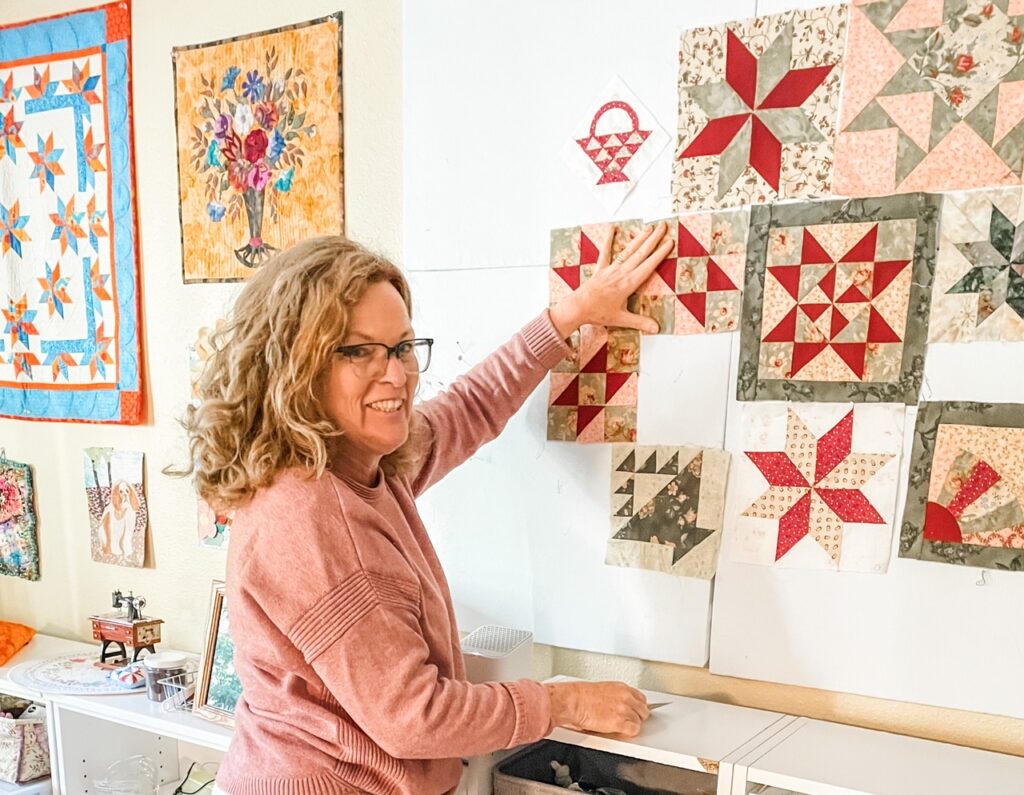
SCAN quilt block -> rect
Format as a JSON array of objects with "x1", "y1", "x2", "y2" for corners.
[
  {"x1": 673, "y1": 4, "x2": 847, "y2": 210},
  {"x1": 835, "y1": 0, "x2": 1024, "y2": 196},
  {"x1": 738, "y1": 194, "x2": 937, "y2": 403},
  {"x1": 730, "y1": 402, "x2": 905, "y2": 572},
  {"x1": 901, "y1": 401, "x2": 1024, "y2": 571},
  {"x1": 0, "y1": 3, "x2": 142, "y2": 422},
  {"x1": 608, "y1": 444, "x2": 730, "y2": 578}
]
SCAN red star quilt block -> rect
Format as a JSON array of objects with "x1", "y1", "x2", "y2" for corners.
[
  {"x1": 901, "y1": 402, "x2": 1024, "y2": 571},
  {"x1": 630, "y1": 209, "x2": 749, "y2": 335},
  {"x1": 673, "y1": 5, "x2": 847, "y2": 211},
  {"x1": 731, "y1": 402, "x2": 904, "y2": 572},
  {"x1": 835, "y1": 0, "x2": 1024, "y2": 197},
  {"x1": 738, "y1": 194, "x2": 937, "y2": 404}
]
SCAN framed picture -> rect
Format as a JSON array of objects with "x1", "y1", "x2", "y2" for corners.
[{"x1": 193, "y1": 580, "x2": 242, "y2": 726}]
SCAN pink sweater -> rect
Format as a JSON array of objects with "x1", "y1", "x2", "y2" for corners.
[{"x1": 216, "y1": 312, "x2": 570, "y2": 795}]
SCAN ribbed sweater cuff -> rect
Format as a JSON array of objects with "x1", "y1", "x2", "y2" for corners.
[
  {"x1": 501, "y1": 679, "x2": 553, "y2": 748},
  {"x1": 521, "y1": 311, "x2": 572, "y2": 370}
]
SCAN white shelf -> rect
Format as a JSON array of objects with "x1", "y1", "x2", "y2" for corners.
[
  {"x1": 741, "y1": 718, "x2": 1024, "y2": 795},
  {"x1": 0, "y1": 780, "x2": 50, "y2": 795},
  {"x1": 545, "y1": 676, "x2": 787, "y2": 775},
  {"x1": 0, "y1": 635, "x2": 95, "y2": 701}
]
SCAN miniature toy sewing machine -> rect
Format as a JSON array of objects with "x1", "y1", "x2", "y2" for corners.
[{"x1": 89, "y1": 590, "x2": 164, "y2": 664}]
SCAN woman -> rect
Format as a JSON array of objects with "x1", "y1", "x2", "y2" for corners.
[{"x1": 184, "y1": 222, "x2": 673, "y2": 795}]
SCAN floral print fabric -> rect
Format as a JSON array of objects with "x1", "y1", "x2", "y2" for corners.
[{"x1": 0, "y1": 458, "x2": 38, "y2": 581}]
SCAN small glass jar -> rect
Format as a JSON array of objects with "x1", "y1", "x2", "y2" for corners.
[{"x1": 142, "y1": 653, "x2": 188, "y2": 703}]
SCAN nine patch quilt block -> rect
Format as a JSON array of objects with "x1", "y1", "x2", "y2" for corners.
[
  {"x1": 929, "y1": 186, "x2": 1024, "y2": 341},
  {"x1": 630, "y1": 210, "x2": 749, "y2": 335},
  {"x1": 835, "y1": 0, "x2": 1024, "y2": 197},
  {"x1": 0, "y1": 455, "x2": 39, "y2": 581},
  {"x1": 673, "y1": 4, "x2": 847, "y2": 211},
  {"x1": 738, "y1": 194, "x2": 937, "y2": 403},
  {"x1": 173, "y1": 14, "x2": 344, "y2": 282},
  {"x1": 0, "y1": 3, "x2": 142, "y2": 423},
  {"x1": 901, "y1": 401, "x2": 1024, "y2": 571},
  {"x1": 730, "y1": 402, "x2": 905, "y2": 572},
  {"x1": 608, "y1": 444, "x2": 731, "y2": 579}
]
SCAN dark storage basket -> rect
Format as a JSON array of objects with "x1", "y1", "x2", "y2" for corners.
[{"x1": 494, "y1": 740, "x2": 717, "y2": 795}]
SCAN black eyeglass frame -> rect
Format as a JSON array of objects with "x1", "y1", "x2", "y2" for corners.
[{"x1": 334, "y1": 337, "x2": 434, "y2": 374}]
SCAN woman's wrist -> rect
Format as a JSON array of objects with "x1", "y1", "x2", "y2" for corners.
[
  {"x1": 544, "y1": 682, "x2": 574, "y2": 728},
  {"x1": 549, "y1": 296, "x2": 584, "y2": 341}
]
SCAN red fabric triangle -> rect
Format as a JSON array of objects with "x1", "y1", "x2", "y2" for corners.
[
  {"x1": 605, "y1": 372, "x2": 632, "y2": 401},
  {"x1": 749, "y1": 115, "x2": 782, "y2": 192},
  {"x1": 552, "y1": 376, "x2": 579, "y2": 406},
  {"x1": 581, "y1": 343, "x2": 608, "y2": 373},
  {"x1": 830, "y1": 306, "x2": 849, "y2": 339},
  {"x1": 814, "y1": 410, "x2": 853, "y2": 483},
  {"x1": 768, "y1": 265, "x2": 802, "y2": 300},
  {"x1": 579, "y1": 233, "x2": 600, "y2": 265},
  {"x1": 657, "y1": 258, "x2": 677, "y2": 289},
  {"x1": 676, "y1": 291, "x2": 707, "y2": 326},
  {"x1": 817, "y1": 265, "x2": 836, "y2": 299},
  {"x1": 624, "y1": 143, "x2": 643, "y2": 154},
  {"x1": 866, "y1": 307, "x2": 902, "y2": 343},
  {"x1": 871, "y1": 259, "x2": 910, "y2": 298},
  {"x1": 555, "y1": 265, "x2": 581, "y2": 291},
  {"x1": 924, "y1": 501, "x2": 963, "y2": 542},
  {"x1": 726, "y1": 28, "x2": 758, "y2": 109},
  {"x1": 776, "y1": 491, "x2": 812, "y2": 560},
  {"x1": 800, "y1": 303, "x2": 829, "y2": 321},
  {"x1": 763, "y1": 306, "x2": 798, "y2": 342},
  {"x1": 789, "y1": 341, "x2": 827, "y2": 376},
  {"x1": 836, "y1": 284, "x2": 869, "y2": 303},
  {"x1": 831, "y1": 342, "x2": 868, "y2": 378},
  {"x1": 706, "y1": 258, "x2": 737, "y2": 291},
  {"x1": 576, "y1": 405, "x2": 603, "y2": 436},
  {"x1": 801, "y1": 229, "x2": 833, "y2": 265},
  {"x1": 840, "y1": 224, "x2": 879, "y2": 262},
  {"x1": 679, "y1": 113, "x2": 749, "y2": 158},
  {"x1": 677, "y1": 223, "x2": 709, "y2": 257}
]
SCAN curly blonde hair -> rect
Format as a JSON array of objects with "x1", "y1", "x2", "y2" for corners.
[{"x1": 175, "y1": 236, "x2": 425, "y2": 509}]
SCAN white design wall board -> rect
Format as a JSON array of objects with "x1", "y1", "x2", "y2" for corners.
[
  {"x1": 710, "y1": 336, "x2": 1024, "y2": 719},
  {"x1": 403, "y1": 0, "x2": 759, "y2": 271},
  {"x1": 409, "y1": 267, "x2": 723, "y2": 665}
]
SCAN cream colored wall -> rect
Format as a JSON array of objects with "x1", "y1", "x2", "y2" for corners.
[
  {"x1": 1, "y1": 0, "x2": 1022, "y2": 765},
  {"x1": 0, "y1": 0, "x2": 401, "y2": 650}
]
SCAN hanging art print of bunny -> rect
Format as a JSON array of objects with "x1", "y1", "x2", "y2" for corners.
[{"x1": 83, "y1": 448, "x2": 148, "y2": 568}]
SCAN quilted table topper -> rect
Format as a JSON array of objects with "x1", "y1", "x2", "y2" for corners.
[
  {"x1": 737, "y1": 193, "x2": 938, "y2": 404},
  {"x1": 730, "y1": 402, "x2": 905, "y2": 572},
  {"x1": 673, "y1": 4, "x2": 847, "y2": 211},
  {"x1": 608, "y1": 444, "x2": 731, "y2": 579},
  {"x1": 629, "y1": 209, "x2": 749, "y2": 335},
  {"x1": 835, "y1": 0, "x2": 1024, "y2": 197},
  {"x1": 929, "y1": 186, "x2": 1024, "y2": 341},
  {"x1": 901, "y1": 402, "x2": 1024, "y2": 571},
  {"x1": 0, "y1": 3, "x2": 142, "y2": 422}
]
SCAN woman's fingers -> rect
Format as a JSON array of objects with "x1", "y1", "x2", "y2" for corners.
[
  {"x1": 625, "y1": 237, "x2": 675, "y2": 293},
  {"x1": 597, "y1": 223, "x2": 616, "y2": 269},
  {"x1": 612, "y1": 223, "x2": 655, "y2": 265}
]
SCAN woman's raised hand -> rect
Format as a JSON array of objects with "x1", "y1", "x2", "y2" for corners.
[
  {"x1": 549, "y1": 221, "x2": 673, "y2": 339},
  {"x1": 545, "y1": 680, "x2": 651, "y2": 738}
]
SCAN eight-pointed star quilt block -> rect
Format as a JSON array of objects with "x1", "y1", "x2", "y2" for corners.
[
  {"x1": 630, "y1": 209, "x2": 749, "y2": 335},
  {"x1": 0, "y1": 3, "x2": 142, "y2": 423},
  {"x1": 738, "y1": 194, "x2": 938, "y2": 404},
  {"x1": 608, "y1": 444, "x2": 731, "y2": 579},
  {"x1": 673, "y1": 4, "x2": 847, "y2": 211},
  {"x1": 729, "y1": 402, "x2": 905, "y2": 572},
  {"x1": 835, "y1": 0, "x2": 1024, "y2": 197},
  {"x1": 929, "y1": 186, "x2": 1024, "y2": 341},
  {"x1": 901, "y1": 401, "x2": 1024, "y2": 571}
]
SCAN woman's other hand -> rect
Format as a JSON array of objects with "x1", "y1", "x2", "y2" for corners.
[
  {"x1": 545, "y1": 680, "x2": 651, "y2": 738},
  {"x1": 549, "y1": 221, "x2": 673, "y2": 339}
]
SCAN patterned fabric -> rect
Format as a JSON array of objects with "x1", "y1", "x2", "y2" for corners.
[
  {"x1": 630, "y1": 210, "x2": 749, "y2": 335},
  {"x1": 0, "y1": 697, "x2": 48, "y2": 785},
  {"x1": 173, "y1": 14, "x2": 344, "y2": 282},
  {"x1": 0, "y1": 458, "x2": 38, "y2": 581},
  {"x1": 608, "y1": 444, "x2": 731, "y2": 578},
  {"x1": 901, "y1": 401, "x2": 1024, "y2": 571},
  {"x1": 0, "y1": 3, "x2": 142, "y2": 422},
  {"x1": 731, "y1": 402, "x2": 904, "y2": 572},
  {"x1": 835, "y1": 0, "x2": 1024, "y2": 196},
  {"x1": 7, "y1": 652, "x2": 148, "y2": 694},
  {"x1": 673, "y1": 4, "x2": 847, "y2": 210},
  {"x1": 737, "y1": 193, "x2": 937, "y2": 403},
  {"x1": 929, "y1": 186, "x2": 1024, "y2": 341}
]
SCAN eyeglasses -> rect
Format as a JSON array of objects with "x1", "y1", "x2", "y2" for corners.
[{"x1": 335, "y1": 338, "x2": 433, "y2": 378}]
